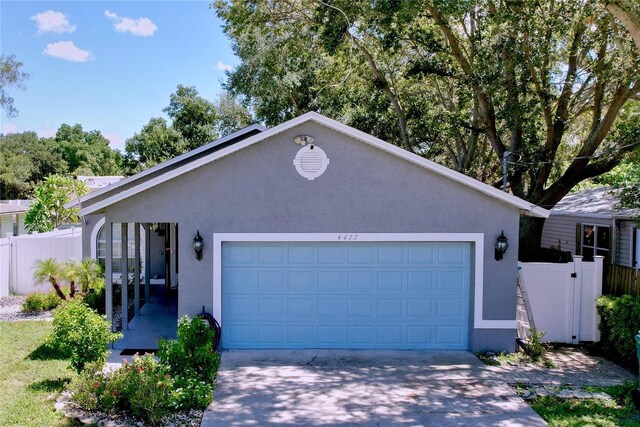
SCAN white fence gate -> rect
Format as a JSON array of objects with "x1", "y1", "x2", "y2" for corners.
[
  {"x1": 0, "y1": 228, "x2": 82, "y2": 297},
  {"x1": 519, "y1": 255, "x2": 603, "y2": 344}
]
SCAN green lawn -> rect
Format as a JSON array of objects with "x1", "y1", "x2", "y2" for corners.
[
  {"x1": 529, "y1": 383, "x2": 640, "y2": 427},
  {"x1": 0, "y1": 321, "x2": 73, "y2": 427}
]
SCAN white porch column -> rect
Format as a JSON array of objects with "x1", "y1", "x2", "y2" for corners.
[
  {"x1": 105, "y1": 222, "x2": 113, "y2": 326},
  {"x1": 144, "y1": 223, "x2": 151, "y2": 304},
  {"x1": 170, "y1": 223, "x2": 177, "y2": 287},
  {"x1": 134, "y1": 223, "x2": 140, "y2": 317},
  {"x1": 121, "y1": 223, "x2": 129, "y2": 330}
]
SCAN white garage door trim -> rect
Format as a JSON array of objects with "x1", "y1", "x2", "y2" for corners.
[{"x1": 212, "y1": 233, "x2": 515, "y2": 331}]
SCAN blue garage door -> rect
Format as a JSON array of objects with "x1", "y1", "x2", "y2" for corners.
[{"x1": 221, "y1": 241, "x2": 470, "y2": 349}]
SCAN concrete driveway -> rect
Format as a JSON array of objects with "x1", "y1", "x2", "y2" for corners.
[{"x1": 201, "y1": 350, "x2": 546, "y2": 426}]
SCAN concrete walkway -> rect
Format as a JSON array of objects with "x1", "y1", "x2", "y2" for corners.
[
  {"x1": 202, "y1": 350, "x2": 546, "y2": 426},
  {"x1": 486, "y1": 347, "x2": 635, "y2": 386}
]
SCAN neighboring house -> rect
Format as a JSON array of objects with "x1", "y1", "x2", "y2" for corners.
[
  {"x1": 0, "y1": 201, "x2": 30, "y2": 236},
  {"x1": 541, "y1": 187, "x2": 639, "y2": 268},
  {"x1": 73, "y1": 112, "x2": 548, "y2": 352},
  {"x1": 76, "y1": 175, "x2": 124, "y2": 192}
]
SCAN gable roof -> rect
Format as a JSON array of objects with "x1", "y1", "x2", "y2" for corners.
[
  {"x1": 69, "y1": 123, "x2": 265, "y2": 212},
  {"x1": 551, "y1": 186, "x2": 639, "y2": 220},
  {"x1": 76, "y1": 112, "x2": 549, "y2": 218}
]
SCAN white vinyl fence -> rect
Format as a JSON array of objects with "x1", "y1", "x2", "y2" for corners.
[
  {"x1": 519, "y1": 255, "x2": 603, "y2": 344},
  {"x1": 0, "y1": 227, "x2": 82, "y2": 297}
]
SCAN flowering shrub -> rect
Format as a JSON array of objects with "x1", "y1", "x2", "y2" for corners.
[{"x1": 69, "y1": 315, "x2": 221, "y2": 424}]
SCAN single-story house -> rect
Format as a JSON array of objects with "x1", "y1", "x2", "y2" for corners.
[
  {"x1": 0, "y1": 201, "x2": 30, "y2": 236},
  {"x1": 74, "y1": 112, "x2": 548, "y2": 352},
  {"x1": 541, "y1": 187, "x2": 639, "y2": 268}
]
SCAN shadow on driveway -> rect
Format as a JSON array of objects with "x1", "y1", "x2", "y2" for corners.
[{"x1": 202, "y1": 350, "x2": 546, "y2": 426}]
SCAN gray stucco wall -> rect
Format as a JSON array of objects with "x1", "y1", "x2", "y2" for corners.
[{"x1": 99, "y1": 121, "x2": 521, "y2": 352}]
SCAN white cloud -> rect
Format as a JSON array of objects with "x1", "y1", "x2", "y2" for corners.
[
  {"x1": 1, "y1": 124, "x2": 19, "y2": 134},
  {"x1": 104, "y1": 10, "x2": 157, "y2": 37},
  {"x1": 104, "y1": 133, "x2": 126, "y2": 152},
  {"x1": 216, "y1": 61, "x2": 232, "y2": 71},
  {"x1": 43, "y1": 41, "x2": 92, "y2": 62},
  {"x1": 31, "y1": 10, "x2": 76, "y2": 34}
]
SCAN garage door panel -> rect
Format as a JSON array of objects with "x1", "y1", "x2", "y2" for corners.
[
  {"x1": 222, "y1": 242, "x2": 470, "y2": 349},
  {"x1": 317, "y1": 271, "x2": 344, "y2": 292},
  {"x1": 348, "y1": 271, "x2": 374, "y2": 292},
  {"x1": 258, "y1": 244, "x2": 285, "y2": 263},
  {"x1": 378, "y1": 271, "x2": 403, "y2": 292},
  {"x1": 288, "y1": 271, "x2": 316, "y2": 292},
  {"x1": 408, "y1": 271, "x2": 434, "y2": 291}
]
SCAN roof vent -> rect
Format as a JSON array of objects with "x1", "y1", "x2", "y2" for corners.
[{"x1": 293, "y1": 145, "x2": 330, "y2": 180}]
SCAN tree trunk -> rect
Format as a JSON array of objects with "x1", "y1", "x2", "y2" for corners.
[
  {"x1": 519, "y1": 216, "x2": 547, "y2": 261},
  {"x1": 49, "y1": 277, "x2": 67, "y2": 300},
  {"x1": 69, "y1": 280, "x2": 76, "y2": 299}
]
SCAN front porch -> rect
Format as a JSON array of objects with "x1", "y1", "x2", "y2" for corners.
[
  {"x1": 112, "y1": 285, "x2": 177, "y2": 351},
  {"x1": 102, "y1": 222, "x2": 180, "y2": 351}
]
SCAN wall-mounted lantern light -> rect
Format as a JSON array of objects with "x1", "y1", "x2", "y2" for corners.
[
  {"x1": 193, "y1": 230, "x2": 204, "y2": 261},
  {"x1": 495, "y1": 230, "x2": 509, "y2": 261}
]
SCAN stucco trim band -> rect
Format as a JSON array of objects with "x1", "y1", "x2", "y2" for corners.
[{"x1": 212, "y1": 232, "x2": 517, "y2": 334}]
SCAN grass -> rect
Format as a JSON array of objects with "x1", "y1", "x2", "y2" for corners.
[
  {"x1": 477, "y1": 350, "x2": 555, "y2": 368},
  {"x1": 0, "y1": 320, "x2": 76, "y2": 427},
  {"x1": 528, "y1": 383, "x2": 640, "y2": 427}
]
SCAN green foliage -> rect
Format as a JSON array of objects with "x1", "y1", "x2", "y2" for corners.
[
  {"x1": 123, "y1": 86, "x2": 253, "y2": 176},
  {"x1": 22, "y1": 291, "x2": 62, "y2": 312},
  {"x1": 526, "y1": 329, "x2": 548, "y2": 362},
  {"x1": 82, "y1": 285, "x2": 106, "y2": 314},
  {"x1": 123, "y1": 117, "x2": 186, "y2": 174},
  {"x1": 0, "y1": 131, "x2": 66, "y2": 199},
  {"x1": 158, "y1": 315, "x2": 220, "y2": 384},
  {"x1": 32, "y1": 257, "x2": 67, "y2": 300},
  {"x1": 64, "y1": 258, "x2": 104, "y2": 293},
  {"x1": 529, "y1": 382, "x2": 640, "y2": 427},
  {"x1": 24, "y1": 175, "x2": 87, "y2": 233},
  {"x1": 0, "y1": 54, "x2": 29, "y2": 118},
  {"x1": 69, "y1": 316, "x2": 220, "y2": 423},
  {"x1": 596, "y1": 295, "x2": 640, "y2": 371},
  {"x1": 49, "y1": 299, "x2": 121, "y2": 372},
  {"x1": 164, "y1": 84, "x2": 218, "y2": 150},
  {"x1": 53, "y1": 123, "x2": 122, "y2": 176},
  {"x1": 69, "y1": 356, "x2": 173, "y2": 425},
  {"x1": 215, "y1": 0, "x2": 640, "y2": 227}
]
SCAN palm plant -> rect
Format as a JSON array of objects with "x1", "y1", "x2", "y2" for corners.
[
  {"x1": 65, "y1": 258, "x2": 103, "y2": 293},
  {"x1": 33, "y1": 258, "x2": 66, "y2": 300}
]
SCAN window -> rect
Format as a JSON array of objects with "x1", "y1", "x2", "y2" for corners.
[
  {"x1": 580, "y1": 224, "x2": 611, "y2": 263},
  {"x1": 96, "y1": 224, "x2": 137, "y2": 272}
]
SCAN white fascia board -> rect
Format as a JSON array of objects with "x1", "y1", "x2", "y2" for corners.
[
  {"x1": 212, "y1": 232, "x2": 516, "y2": 331},
  {"x1": 80, "y1": 111, "x2": 549, "y2": 219}
]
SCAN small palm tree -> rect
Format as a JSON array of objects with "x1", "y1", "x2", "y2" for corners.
[
  {"x1": 65, "y1": 258, "x2": 103, "y2": 293},
  {"x1": 33, "y1": 258, "x2": 66, "y2": 300}
]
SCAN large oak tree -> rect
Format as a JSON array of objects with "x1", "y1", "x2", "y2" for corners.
[{"x1": 215, "y1": 0, "x2": 640, "y2": 254}]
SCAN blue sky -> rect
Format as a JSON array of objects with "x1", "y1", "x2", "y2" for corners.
[{"x1": 0, "y1": 1, "x2": 236, "y2": 151}]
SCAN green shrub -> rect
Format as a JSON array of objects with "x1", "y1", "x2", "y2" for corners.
[
  {"x1": 22, "y1": 291, "x2": 61, "y2": 312},
  {"x1": 596, "y1": 295, "x2": 640, "y2": 371},
  {"x1": 526, "y1": 329, "x2": 547, "y2": 362},
  {"x1": 49, "y1": 299, "x2": 121, "y2": 372},
  {"x1": 81, "y1": 286, "x2": 106, "y2": 315},
  {"x1": 158, "y1": 315, "x2": 221, "y2": 384},
  {"x1": 70, "y1": 356, "x2": 173, "y2": 425}
]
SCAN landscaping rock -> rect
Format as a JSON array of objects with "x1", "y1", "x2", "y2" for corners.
[{"x1": 0, "y1": 295, "x2": 53, "y2": 321}]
